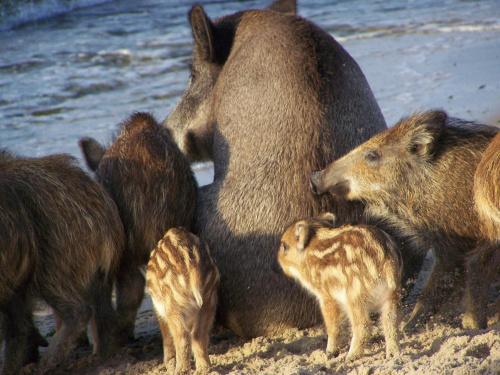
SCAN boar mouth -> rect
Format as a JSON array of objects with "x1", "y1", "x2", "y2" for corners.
[{"x1": 328, "y1": 180, "x2": 351, "y2": 198}]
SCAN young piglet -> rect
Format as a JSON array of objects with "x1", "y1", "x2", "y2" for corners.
[
  {"x1": 146, "y1": 227, "x2": 219, "y2": 374},
  {"x1": 273, "y1": 214, "x2": 402, "y2": 361}
]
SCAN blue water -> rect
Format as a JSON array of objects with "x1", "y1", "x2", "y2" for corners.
[{"x1": 1, "y1": 0, "x2": 500, "y2": 184}]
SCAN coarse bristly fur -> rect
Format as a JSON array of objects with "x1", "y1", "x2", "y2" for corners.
[
  {"x1": 79, "y1": 111, "x2": 197, "y2": 344},
  {"x1": 0, "y1": 149, "x2": 124, "y2": 375},
  {"x1": 463, "y1": 131, "x2": 500, "y2": 330},
  {"x1": 147, "y1": 227, "x2": 219, "y2": 375},
  {"x1": 273, "y1": 213, "x2": 402, "y2": 361},
  {"x1": 310, "y1": 110, "x2": 499, "y2": 332},
  {"x1": 162, "y1": 0, "x2": 388, "y2": 338}
]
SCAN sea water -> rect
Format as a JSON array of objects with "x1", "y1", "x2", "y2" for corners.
[{"x1": 1, "y1": 0, "x2": 500, "y2": 186}]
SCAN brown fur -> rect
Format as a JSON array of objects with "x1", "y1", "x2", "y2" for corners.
[
  {"x1": 463, "y1": 131, "x2": 500, "y2": 329},
  {"x1": 147, "y1": 228, "x2": 219, "y2": 374},
  {"x1": 310, "y1": 110, "x2": 499, "y2": 331},
  {"x1": 79, "y1": 112, "x2": 197, "y2": 343},
  {"x1": 0, "y1": 149, "x2": 124, "y2": 374},
  {"x1": 274, "y1": 215, "x2": 402, "y2": 361},
  {"x1": 163, "y1": 0, "x2": 387, "y2": 338}
]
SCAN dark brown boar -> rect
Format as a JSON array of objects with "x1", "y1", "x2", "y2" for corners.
[
  {"x1": 162, "y1": 0, "x2": 388, "y2": 338},
  {"x1": 463, "y1": 131, "x2": 500, "y2": 329},
  {"x1": 0, "y1": 149, "x2": 124, "y2": 374},
  {"x1": 309, "y1": 110, "x2": 499, "y2": 331},
  {"x1": 147, "y1": 227, "x2": 219, "y2": 374},
  {"x1": 80, "y1": 112, "x2": 197, "y2": 343}
]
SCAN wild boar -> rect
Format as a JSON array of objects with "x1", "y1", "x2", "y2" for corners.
[
  {"x1": 309, "y1": 110, "x2": 499, "y2": 331},
  {"x1": 147, "y1": 227, "x2": 219, "y2": 374},
  {"x1": 0, "y1": 149, "x2": 124, "y2": 374},
  {"x1": 273, "y1": 214, "x2": 402, "y2": 360},
  {"x1": 80, "y1": 112, "x2": 197, "y2": 343},
  {"x1": 162, "y1": 0, "x2": 388, "y2": 338}
]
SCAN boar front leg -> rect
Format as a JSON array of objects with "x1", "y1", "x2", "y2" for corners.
[
  {"x1": 115, "y1": 264, "x2": 146, "y2": 344},
  {"x1": 321, "y1": 297, "x2": 343, "y2": 357},
  {"x1": 404, "y1": 257, "x2": 466, "y2": 332},
  {"x1": 463, "y1": 242, "x2": 500, "y2": 329}
]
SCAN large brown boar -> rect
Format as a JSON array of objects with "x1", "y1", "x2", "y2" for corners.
[
  {"x1": 463, "y1": 131, "x2": 500, "y2": 329},
  {"x1": 147, "y1": 228, "x2": 219, "y2": 374},
  {"x1": 80, "y1": 112, "x2": 197, "y2": 343},
  {"x1": 162, "y1": 0, "x2": 388, "y2": 338},
  {"x1": 0, "y1": 149, "x2": 124, "y2": 374},
  {"x1": 273, "y1": 214, "x2": 402, "y2": 361},
  {"x1": 309, "y1": 110, "x2": 499, "y2": 331}
]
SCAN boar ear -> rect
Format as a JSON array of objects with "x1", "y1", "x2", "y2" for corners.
[
  {"x1": 79, "y1": 137, "x2": 106, "y2": 171},
  {"x1": 409, "y1": 110, "x2": 447, "y2": 157},
  {"x1": 267, "y1": 0, "x2": 297, "y2": 15},
  {"x1": 295, "y1": 222, "x2": 310, "y2": 252},
  {"x1": 189, "y1": 5, "x2": 215, "y2": 61},
  {"x1": 320, "y1": 212, "x2": 337, "y2": 227}
]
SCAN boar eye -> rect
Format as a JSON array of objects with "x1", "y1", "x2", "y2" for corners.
[
  {"x1": 364, "y1": 150, "x2": 380, "y2": 163},
  {"x1": 282, "y1": 243, "x2": 289, "y2": 253},
  {"x1": 189, "y1": 70, "x2": 197, "y2": 83}
]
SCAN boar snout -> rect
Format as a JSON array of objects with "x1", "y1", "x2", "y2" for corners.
[
  {"x1": 310, "y1": 169, "x2": 351, "y2": 198},
  {"x1": 310, "y1": 170, "x2": 323, "y2": 195},
  {"x1": 271, "y1": 258, "x2": 283, "y2": 274}
]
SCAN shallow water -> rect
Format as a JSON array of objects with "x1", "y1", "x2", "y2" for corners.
[{"x1": 1, "y1": 0, "x2": 500, "y2": 185}]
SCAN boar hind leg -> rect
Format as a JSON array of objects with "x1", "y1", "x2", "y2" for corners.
[
  {"x1": 116, "y1": 265, "x2": 145, "y2": 344},
  {"x1": 167, "y1": 315, "x2": 191, "y2": 375},
  {"x1": 40, "y1": 303, "x2": 91, "y2": 372},
  {"x1": 345, "y1": 304, "x2": 370, "y2": 361},
  {"x1": 191, "y1": 303, "x2": 215, "y2": 374},
  {"x1": 91, "y1": 273, "x2": 118, "y2": 359},
  {"x1": 380, "y1": 291, "x2": 401, "y2": 358},
  {"x1": 321, "y1": 297, "x2": 343, "y2": 357},
  {"x1": 404, "y1": 258, "x2": 466, "y2": 332},
  {"x1": 1, "y1": 296, "x2": 32, "y2": 375},
  {"x1": 158, "y1": 317, "x2": 175, "y2": 368},
  {"x1": 463, "y1": 242, "x2": 500, "y2": 329},
  {"x1": 55, "y1": 310, "x2": 90, "y2": 348}
]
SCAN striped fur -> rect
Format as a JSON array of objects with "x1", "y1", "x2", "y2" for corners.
[
  {"x1": 275, "y1": 215, "x2": 402, "y2": 361},
  {"x1": 147, "y1": 228, "x2": 219, "y2": 374}
]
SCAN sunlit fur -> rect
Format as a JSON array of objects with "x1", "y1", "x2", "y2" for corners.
[
  {"x1": 79, "y1": 112, "x2": 197, "y2": 343},
  {"x1": 0, "y1": 149, "x2": 124, "y2": 374},
  {"x1": 311, "y1": 110, "x2": 499, "y2": 331},
  {"x1": 463, "y1": 132, "x2": 500, "y2": 329},
  {"x1": 276, "y1": 215, "x2": 402, "y2": 361},
  {"x1": 147, "y1": 228, "x2": 219, "y2": 375}
]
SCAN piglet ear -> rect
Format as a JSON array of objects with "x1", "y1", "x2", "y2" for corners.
[
  {"x1": 409, "y1": 110, "x2": 447, "y2": 158},
  {"x1": 79, "y1": 137, "x2": 106, "y2": 171},
  {"x1": 319, "y1": 212, "x2": 337, "y2": 227},
  {"x1": 267, "y1": 0, "x2": 297, "y2": 15},
  {"x1": 295, "y1": 222, "x2": 309, "y2": 252},
  {"x1": 189, "y1": 5, "x2": 215, "y2": 61}
]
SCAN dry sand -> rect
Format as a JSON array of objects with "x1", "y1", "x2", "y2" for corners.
[{"x1": 14, "y1": 254, "x2": 500, "y2": 375}]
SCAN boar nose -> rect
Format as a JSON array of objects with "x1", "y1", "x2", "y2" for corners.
[
  {"x1": 309, "y1": 170, "x2": 322, "y2": 195},
  {"x1": 270, "y1": 258, "x2": 282, "y2": 274}
]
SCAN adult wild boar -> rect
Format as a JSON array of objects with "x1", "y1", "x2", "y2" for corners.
[
  {"x1": 309, "y1": 110, "x2": 499, "y2": 331},
  {"x1": 0, "y1": 150, "x2": 123, "y2": 374},
  {"x1": 463, "y1": 131, "x2": 500, "y2": 329},
  {"x1": 80, "y1": 112, "x2": 197, "y2": 343},
  {"x1": 163, "y1": 0, "x2": 387, "y2": 337}
]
